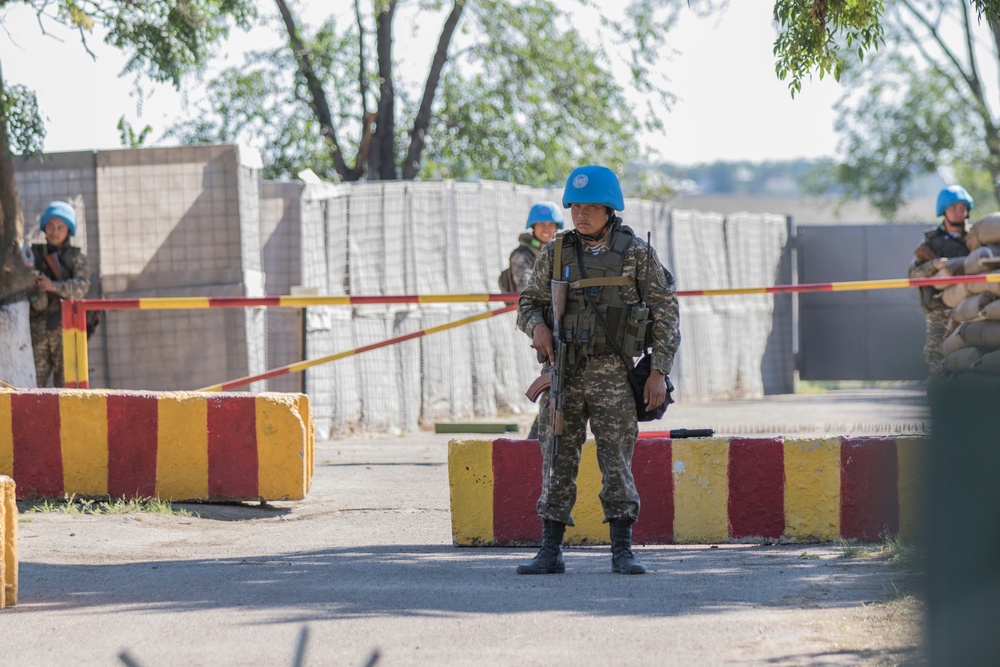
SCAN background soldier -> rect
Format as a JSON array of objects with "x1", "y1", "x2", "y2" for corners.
[
  {"x1": 502, "y1": 201, "x2": 563, "y2": 439},
  {"x1": 29, "y1": 201, "x2": 91, "y2": 387},
  {"x1": 516, "y1": 165, "x2": 681, "y2": 575},
  {"x1": 908, "y1": 185, "x2": 973, "y2": 376},
  {"x1": 503, "y1": 201, "x2": 563, "y2": 293}
]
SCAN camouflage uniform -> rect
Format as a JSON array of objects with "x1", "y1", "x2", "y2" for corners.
[
  {"x1": 908, "y1": 225, "x2": 968, "y2": 375},
  {"x1": 29, "y1": 243, "x2": 90, "y2": 387},
  {"x1": 509, "y1": 231, "x2": 542, "y2": 293},
  {"x1": 517, "y1": 226, "x2": 680, "y2": 525}
]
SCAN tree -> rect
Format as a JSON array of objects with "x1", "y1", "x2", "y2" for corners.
[
  {"x1": 0, "y1": 0, "x2": 256, "y2": 383},
  {"x1": 769, "y1": 1, "x2": 1000, "y2": 93},
  {"x1": 812, "y1": 1, "x2": 1000, "y2": 218},
  {"x1": 167, "y1": 0, "x2": 702, "y2": 188}
]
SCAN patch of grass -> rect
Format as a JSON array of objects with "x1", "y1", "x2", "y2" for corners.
[
  {"x1": 799, "y1": 551, "x2": 820, "y2": 559},
  {"x1": 23, "y1": 494, "x2": 196, "y2": 517},
  {"x1": 838, "y1": 536, "x2": 921, "y2": 564}
]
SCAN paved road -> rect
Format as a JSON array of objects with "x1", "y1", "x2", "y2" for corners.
[{"x1": 1, "y1": 388, "x2": 926, "y2": 666}]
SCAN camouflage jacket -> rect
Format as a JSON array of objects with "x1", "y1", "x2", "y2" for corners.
[
  {"x1": 509, "y1": 231, "x2": 542, "y2": 293},
  {"x1": 517, "y1": 226, "x2": 681, "y2": 375},
  {"x1": 30, "y1": 243, "x2": 91, "y2": 326}
]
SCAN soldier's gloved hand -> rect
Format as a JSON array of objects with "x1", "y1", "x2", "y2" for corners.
[
  {"x1": 531, "y1": 323, "x2": 555, "y2": 365},
  {"x1": 644, "y1": 369, "x2": 667, "y2": 409}
]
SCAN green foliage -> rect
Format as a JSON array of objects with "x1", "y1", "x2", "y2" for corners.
[
  {"x1": 166, "y1": 18, "x2": 355, "y2": 181},
  {"x1": 22, "y1": 493, "x2": 195, "y2": 516},
  {"x1": 772, "y1": 0, "x2": 886, "y2": 95},
  {"x1": 0, "y1": 83, "x2": 46, "y2": 155},
  {"x1": 419, "y1": 1, "x2": 643, "y2": 186},
  {"x1": 1, "y1": 0, "x2": 256, "y2": 154},
  {"x1": 816, "y1": 2, "x2": 1000, "y2": 217},
  {"x1": 117, "y1": 115, "x2": 152, "y2": 148},
  {"x1": 85, "y1": 0, "x2": 257, "y2": 87},
  {"x1": 168, "y1": 0, "x2": 686, "y2": 186}
]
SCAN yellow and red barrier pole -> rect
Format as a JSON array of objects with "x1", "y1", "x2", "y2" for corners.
[
  {"x1": 197, "y1": 303, "x2": 519, "y2": 392},
  {"x1": 64, "y1": 271, "x2": 1000, "y2": 391}
]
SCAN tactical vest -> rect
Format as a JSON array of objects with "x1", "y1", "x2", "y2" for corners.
[
  {"x1": 551, "y1": 226, "x2": 650, "y2": 362},
  {"x1": 918, "y1": 226, "x2": 969, "y2": 312}
]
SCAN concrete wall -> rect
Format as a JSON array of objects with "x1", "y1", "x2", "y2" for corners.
[
  {"x1": 14, "y1": 145, "x2": 266, "y2": 391},
  {"x1": 15, "y1": 146, "x2": 794, "y2": 437}
]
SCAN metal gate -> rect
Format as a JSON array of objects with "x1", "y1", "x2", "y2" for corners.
[{"x1": 796, "y1": 224, "x2": 930, "y2": 381}]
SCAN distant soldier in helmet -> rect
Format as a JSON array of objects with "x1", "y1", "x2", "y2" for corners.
[
  {"x1": 504, "y1": 201, "x2": 563, "y2": 293},
  {"x1": 515, "y1": 165, "x2": 681, "y2": 576},
  {"x1": 502, "y1": 201, "x2": 564, "y2": 439},
  {"x1": 29, "y1": 201, "x2": 91, "y2": 387},
  {"x1": 909, "y1": 185, "x2": 973, "y2": 375}
]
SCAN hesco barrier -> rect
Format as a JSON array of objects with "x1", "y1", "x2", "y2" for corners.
[
  {"x1": 1, "y1": 475, "x2": 16, "y2": 608},
  {"x1": 0, "y1": 390, "x2": 314, "y2": 502},
  {"x1": 448, "y1": 436, "x2": 923, "y2": 545}
]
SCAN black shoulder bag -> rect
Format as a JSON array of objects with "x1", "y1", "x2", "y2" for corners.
[{"x1": 572, "y1": 234, "x2": 673, "y2": 422}]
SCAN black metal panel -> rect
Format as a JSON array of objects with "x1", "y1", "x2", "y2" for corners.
[{"x1": 797, "y1": 224, "x2": 929, "y2": 380}]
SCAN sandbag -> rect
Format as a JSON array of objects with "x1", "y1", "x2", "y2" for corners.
[
  {"x1": 974, "y1": 349, "x2": 1000, "y2": 374},
  {"x1": 942, "y1": 346, "x2": 983, "y2": 373},
  {"x1": 942, "y1": 282, "x2": 972, "y2": 308},
  {"x1": 981, "y1": 299, "x2": 1000, "y2": 320},
  {"x1": 954, "y1": 320, "x2": 1000, "y2": 349},
  {"x1": 952, "y1": 292, "x2": 995, "y2": 322},
  {"x1": 941, "y1": 325, "x2": 967, "y2": 357},
  {"x1": 964, "y1": 245, "x2": 1000, "y2": 275},
  {"x1": 966, "y1": 213, "x2": 1000, "y2": 251},
  {"x1": 927, "y1": 257, "x2": 968, "y2": 279},
  {"x1": 965, "y1": 281, "x2": 1000, "y2": 299}
]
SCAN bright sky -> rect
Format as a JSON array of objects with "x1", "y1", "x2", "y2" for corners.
[{"x1": 0, "y1": 2, "x2": 844, "y2": 165}]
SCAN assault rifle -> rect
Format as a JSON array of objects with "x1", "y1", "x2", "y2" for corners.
[{"x1": 548, "y1": 271, "x2": 569, "y2": 488}]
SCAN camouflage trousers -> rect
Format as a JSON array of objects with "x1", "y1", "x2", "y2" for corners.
[
  {"x1": 30, "y1": 318, "x2": 65, "y2": 388},
  {"x1": 536, "y1": 354, "x2": 640, "y2": 526},
  {"x1": 924, "y1": 310, "x2": 953, "y2": 376}
]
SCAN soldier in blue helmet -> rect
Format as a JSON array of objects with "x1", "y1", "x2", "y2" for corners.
[
  {"x1": 515, "y1": 165, "x2": 681, "y2": 575},
  {"x1": 29, "y1": 201, "x2": 91, "y2": 387},
  {"x1": 909, "y1": 185, "x2": 974, "y2": 375},
  {"x1": 500, "y1": 201, "x2": 565, "y2": 439},
  {"x1": 501, "y1": 201, "x2": 564, "y2": 294}
]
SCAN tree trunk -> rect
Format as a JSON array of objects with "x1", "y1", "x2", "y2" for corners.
[
  {"x1": 0, "y1": 59, "x2": 37, "y2": 386},
  {"x1": 371, "y1": 1, "x2": 398, "y2": 181},
  {"x1": 402, "y1": 1, "x2": 465, "y2": 180}
]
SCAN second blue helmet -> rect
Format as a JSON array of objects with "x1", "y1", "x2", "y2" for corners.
[
  {"x1": 936, "y1": 185, "x2": 974, "y2": 217},
  {"x1": 562, "y1": 165, "x2": 625, "y2": 211},
  {"x1": 40, "y1": 201, "x2": 78, "y2": 236},
  {"x1": 525, "y1": 201, "x2": 564, "y2": 229}
]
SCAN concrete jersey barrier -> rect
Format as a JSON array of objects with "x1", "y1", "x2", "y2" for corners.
[
  {"x1": 449, "y1": 436, "x2": 922, "y2": 545},
  {"x1": 1, "y1": 475, "x2": 16, "y2": 608},
  {"x1": 0, "y1": 389, "x2": 314, "y2": 502}
]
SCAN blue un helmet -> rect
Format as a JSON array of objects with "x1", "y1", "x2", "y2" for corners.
[
  {"x1": 40, "y1": 201, "x2": 78, "y2": 236},
  {"x1": 562, "y1": 165, "x2": 625, "y2": 212},
  {"x1": 525, "y1": 201, "x2": 564, "y2": 229},
  {"x1": 936, "y1": 185, "x2": 974, "y2": 217}
]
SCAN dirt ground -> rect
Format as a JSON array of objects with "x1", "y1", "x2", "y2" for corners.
[{"x1": 1, "y1": 388, "x2": 928, "y2": 666}]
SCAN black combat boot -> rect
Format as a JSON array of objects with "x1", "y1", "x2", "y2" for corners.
[
  {"x1": 610, "y1": 520, "x2": 646, "y2": 575},
  {"x1": 516, "y1": 519, "x2": 566, "y2": 574}
]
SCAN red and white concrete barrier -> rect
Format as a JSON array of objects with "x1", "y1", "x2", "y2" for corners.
[{"x1": 449, "y1": 436, "x2": 922, "y2": 545}]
